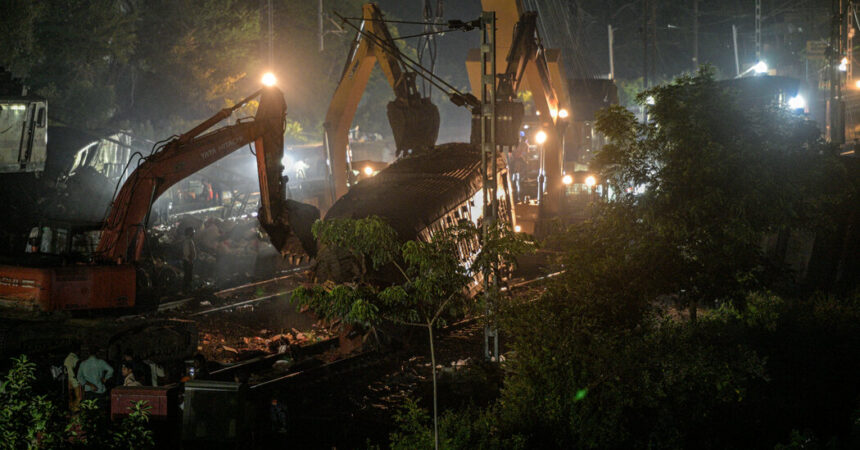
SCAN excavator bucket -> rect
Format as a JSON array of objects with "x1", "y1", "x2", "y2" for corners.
[
  {"x1": 387, "y1": 97, "x2": 440, "y2": 155},
  {"x1": 261, "y1": 198, "x2": 320, "y2": 259}
]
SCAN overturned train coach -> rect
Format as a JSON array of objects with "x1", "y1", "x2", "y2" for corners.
[{"x1": 314, "y1": 142, "x2": 514, "y2": 285}]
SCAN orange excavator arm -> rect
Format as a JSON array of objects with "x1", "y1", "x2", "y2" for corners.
[
  {"x1": 323, "y1": 3, "x2": 440, "y2": 206},
  {"x1": 96, "y1": 86, "x2": 319, "y2": 263}
]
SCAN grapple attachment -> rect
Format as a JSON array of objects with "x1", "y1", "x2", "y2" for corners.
[
  {"x1": 260, "y1": 198, "x2": 320, "y2": 258},
  {"x1": 387, "y1": 97, "x2": 440, "y2": 155}
]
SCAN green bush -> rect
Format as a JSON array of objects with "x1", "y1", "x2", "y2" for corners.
[{"x1": 0, "y1": 355, "x2": 155, "y2": 449}]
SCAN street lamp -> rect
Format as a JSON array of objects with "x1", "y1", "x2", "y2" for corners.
[
  {"x1": 585, "y1": 175, "x2": 597, "y2": 200},
  {"x1": 262, "y1": 72, "x2": 277, "y2": 86},
  {"x1": 363, "y1": 166, "x2": 374, "y2": 176},
  {"x1": 562, "y1": 174, "x2": 573, "y2": 185},
  {"x1": 534, "y1": 130, "x2": 547, "y2": 144},
  {"x1": 558, "y1": 108, "x2": 569, "y2": 119}
]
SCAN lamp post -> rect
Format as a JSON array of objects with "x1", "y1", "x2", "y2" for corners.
[{"x1": 535, "y1": 130, "x2": 547, "y2": 203}]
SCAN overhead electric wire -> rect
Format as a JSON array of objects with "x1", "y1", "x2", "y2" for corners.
[
  {"x1": 335, "y1": 12, "x2": 475, "y2": 105},
  {"x1": 392, "y1": 29, "x2": 450, "y2": 41},
  {"x1": 338, "y1": 17, "x2": 447, "y2": 26}
]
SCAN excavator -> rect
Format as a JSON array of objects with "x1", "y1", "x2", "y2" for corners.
[
  {"x1": 466, "y1": 0, "x2": 571, "y2": 235},
  {"x1": 323, "y1": 3, "x2": 440, "y2": 207},
  {"x1": 0, "y1": 82, "x2": 319, "y2": 312}
]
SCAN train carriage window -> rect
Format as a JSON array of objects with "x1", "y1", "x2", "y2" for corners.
[{"x1": 36, "y1": 107, "x2": 46, "y2": 128}]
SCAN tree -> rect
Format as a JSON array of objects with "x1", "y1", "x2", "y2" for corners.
[
  {"x1": 293, "y1": 216, "x2": 531, "y2": 450},
  {"x1": 593, "y1": 66, "x2": 850, "y2": 318}
]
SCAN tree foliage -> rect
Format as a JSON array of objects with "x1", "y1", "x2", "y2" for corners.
[
  {"x1": 294, "y1": 215, "x2": 532, "y2": 449},
  {"x1": 0, "y1": 0, "x2": 399, "y2": 139},
  {"x1": 387, "y1": 69, "x2": 859, "y2": 449},
  {"x1": 0, "y1": 355, "x2": 154, "y2": 449},
  {"x1": 593, "y1": 67, "x2": 851, "y2": 308}
]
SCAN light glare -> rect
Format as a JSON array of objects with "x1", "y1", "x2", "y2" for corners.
[
  {"x1": 535, "y1": 130, "x2": 547, "y2": 144},
  {"x1": 753, "y1": 61, "x2": 768, "y2": 74},
  {"x1": 262, "y1": 72, "x2": 277, "y2": 86},
  {"x1": 558, "y1": 108, "x2": 569, "y2": 119},
  {"x1": 585, "y1": 175, "x2": 596, "y2": 187},
  {"x1": 562, "y1": 174, "x2": 573, "y2": 185},
  {"x1": 363, "y1": 166, "x2": 374, "y2": 176},
  {"x1": 788, "y1": 95, "x2": 806, "y2": 110}
]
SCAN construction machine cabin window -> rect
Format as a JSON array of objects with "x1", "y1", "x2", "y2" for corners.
[{"x1": 0, "y1": 103, "x2": 28, "y2": 151}]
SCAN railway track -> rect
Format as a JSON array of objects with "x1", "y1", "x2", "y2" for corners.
[
  {"x1": 155, "y1": 264, "x2": 310, "y2": 314},
  {"x1": 205, "y1": 269, "x2": 560, "y2": 392}
]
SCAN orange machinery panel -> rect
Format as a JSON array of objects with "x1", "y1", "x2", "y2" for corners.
[{"x1": 0, "y1": 264, "x2": 135, "y2": 311}]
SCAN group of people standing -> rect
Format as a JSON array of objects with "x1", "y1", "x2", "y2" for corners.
[{"x1": 62, "y1": 346, "x2": 151, "y2": 412}]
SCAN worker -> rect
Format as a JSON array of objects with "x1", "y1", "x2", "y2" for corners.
[
  {"x1": 63, "y1": 349, "x2": 82, "y2": 412},
  {"x1": 269, "y1": 398, "x2": 288, "y2": 434},
  {"x1": 511, "y1": 137, "x2": 528, "y2": 202},
  {"x1": 182, "y1": 227, "x2": 197, "y2": 293},
  {"x1": 121, "y1": 362, "x2": 143, "y2": 387},
  {"x1": 115, "y1": 350, "x2": 150, "y2": 386},
  {"x1": 77, "y1": 347, "x2": 114, "y2": 403}
]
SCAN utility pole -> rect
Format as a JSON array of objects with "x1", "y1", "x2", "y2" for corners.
[
  {"x1": 829, "y1": 0, "x2": 846, "y2": 144},
  {"x1": 642, "y1": 0, "x2": 649, "y2": 87},
  {"x1": 268, "y1": 0, "x2": 274, "y2": 67},
  {"x1": 692, "y1": 0, "x2": 698, "y2": 71},
  {"x1": 649, "y1": 0, "x2": 657, "y2": 83},
  {"x1": 479, "y1": 11, "x2": 499, "y2": 363},
  {"x1": 755, "y1": 0, "x2": 762, "y2": 62},
  {"x1": 319, "y1": 0, "x2": 324, "y2": 51},
  {"x1": 608, "y1": 25, "x2": 615, "y2": 80},
  {"x1": 732, "y1": 25, "x2": 740, "y2": 77}
]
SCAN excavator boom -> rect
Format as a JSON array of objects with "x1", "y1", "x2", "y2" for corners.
[
  {"x1": 97, "y1": 86, "x2": 318, "y2": 263},
  {"x1": 323, "y1": 3, "x2": 440, "y2": 206}
]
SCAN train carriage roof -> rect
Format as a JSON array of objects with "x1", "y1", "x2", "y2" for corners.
[{"x1": 324, "y1": 142, "x2": 486, "y2": 241}]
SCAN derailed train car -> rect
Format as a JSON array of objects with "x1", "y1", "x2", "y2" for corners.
[{"x1": 314, "y1": 142, "x2": 513, "y2": 284}]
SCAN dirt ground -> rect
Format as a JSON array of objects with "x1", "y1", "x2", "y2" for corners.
[{"x1": 194, "y1": 294, "x2": 332, "y2": 363}]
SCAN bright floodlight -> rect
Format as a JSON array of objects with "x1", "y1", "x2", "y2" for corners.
[
  {"x1": 855, "y1": 79, "x2": 860, "y2": 89},
  {"x1": 753, "y1": 61, "x2": 768, "y2": 74},
  {"x1": 839, "y1": 57, "x2": 849, "y2": 72},
  {"x1": 281, "y1": 154, "x2": 292, "y2": 170},
  {"x1": 262, "y1": 72, "x2": 277, "y2": 86},
  {"x1": 535, "y1": 130, "x2": 547, "y2": 144},
  {"x1": 788, "y1": 95, "x2": 806, "y2": 110},
  {"x1": 645, "y1": 96, "x2": 656, "y2": 105},
  {"x1": 585, "y1": 175, "x2": 596, "y2": 188},
  {"x1": 514, "y1": 225, "x2": 522, "y2": 233},
  {"x1": 363, "y1": 166, "x2": 374, "y2": 176},
  {"x1": 562, "y1": 174, "x2": 573, "y2": 185},
  {"x1": 558, "y1": 108, "x2": 569, "y2": 119}
]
